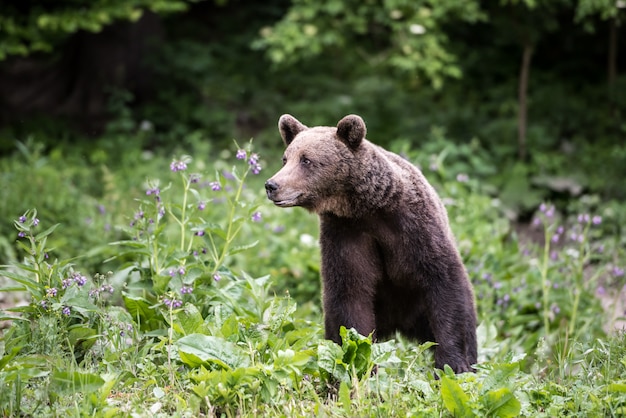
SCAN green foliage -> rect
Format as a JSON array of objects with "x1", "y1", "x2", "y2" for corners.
[
  {"x1": 254, "y1": 0, "x2": 485, "y2": 88},
  {"x1": 0, "y1": 0, "x2": 194, "y2": 60}
]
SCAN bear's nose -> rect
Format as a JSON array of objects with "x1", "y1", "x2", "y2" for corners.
[{"x1": 265, "y1": 180, "x2": 279, "y2": 193}]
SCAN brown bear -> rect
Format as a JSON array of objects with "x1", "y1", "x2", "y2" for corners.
[{"x1": 265, "y1": 114, "x2": 477, "y2": 373}]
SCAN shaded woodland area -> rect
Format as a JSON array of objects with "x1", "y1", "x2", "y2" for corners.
[{"x1": 1, "y1": 1, "x2": 624, "y2": 210}]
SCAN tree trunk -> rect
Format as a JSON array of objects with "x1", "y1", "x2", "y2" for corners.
[
  {"x1": 517, "y1": 43, "x2": 533, "y2": 161},
  {"x1": 608, "y1": 17, "x2": 617, "y2": 89}
]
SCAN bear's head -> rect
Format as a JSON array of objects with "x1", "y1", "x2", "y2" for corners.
[{"x1": 265, "y1": 114, "x2": 367, "y2": 214}]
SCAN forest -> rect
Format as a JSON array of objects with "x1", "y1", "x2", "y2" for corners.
[{"x1": 0, "y1": 0, "x2": 625, "y2": 416}]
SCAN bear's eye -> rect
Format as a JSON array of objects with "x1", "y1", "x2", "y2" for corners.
[
  {"x1": 281, "y1": 156, "x2": 287, "y2": 166},
  {"x1": 300, "y1": 156, "x2": 311, "y2": 166}
]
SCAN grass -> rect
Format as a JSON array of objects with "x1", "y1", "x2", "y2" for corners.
[{"x1": 0, "y1": 135, "x2": 625, "y2": 417}]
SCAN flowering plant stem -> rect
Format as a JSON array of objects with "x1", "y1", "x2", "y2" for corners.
[
  {"x1": 540, "y1": 226, "x2": 552, "y2": 336},
  {"x1": 212, "y1": 168, "x2": 247, "y2": 274}
]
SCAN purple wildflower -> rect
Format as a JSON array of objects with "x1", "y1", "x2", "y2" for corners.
[
  {"x1": 236, "y1": 149, "x2": 247, "y2": 160},
  {"x1": 18, "y1": 215, "x2": 26, "y2": 223},
  {"x1": 47, "y1": 287, "x2": 58, "y2": 297},
  {"x1": 195, "y1": 230, "x2": 205, "y2": 236},
  {"x1": 17, "y1": 231, "x2": 26, "y2": 238},
  {"x1": 596, "y1": 286, "x2": 606, "y2": 296},
  {"x1": 170, "y1": 159, "x2": 188, "y2": 172},
  {"x1": 190, "y1": 173, "x2": 201, "y2": 183},
  {"x1": 456, "y1": 173, "x2": 469, "y2": 183},
  {"x1": 577, "y1": 214, "x2": 590, "y2": 224},
  {"x1": 611, "y1": 266, "x2": 625, "y2": 278},
  {"x1": 168, "y1": 269, "x2": 176, "y2": 277},
  {"x1": 198, "y1": 201, "x2": 206, "y2": 211},
  {"x1": 73, "y1": 273, "x2": 87, "y2": 286},
  {"x1": 62, "y1": 306, "x2": 71, "y2": 316},
  {"x1": 178, "y1": 267, "x2": 186, "y2": 276},
  {"x1": 62, "y1": 278, "x2": 73, "y2": 289},
  {"x1": 146, "y1": 187, "x2": 160, "y2": 196},
  {"x1": 163, "y1": 298, "x2": 183, "y2": 309},
  {"x1": 33, "y1": 218, "x2": 39, "y2": 226},
  {"x1": 181, "y1": 286, "x2": 193, "y2": 295},
  {"x1": 210, "y1": 181, "x2": 221, "y2": 191},
  {"x1": 213, "y1": 273, "x2": 221, "y2": 282},
  {"x1": 251, "y1": 211, "x2": 262, "y2": 222},
  {"x1": 592, "y1": 216, "x2": 602, "y2": 225},
  {"x1": 248, "y1": 153, "x2": 259, "y2": 165}
]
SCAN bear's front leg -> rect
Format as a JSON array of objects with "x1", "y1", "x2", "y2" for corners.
[
  {"x1": 427, "y1": 283, "x2": 477, "y2": 373},
  {"x1": 319, "y1": 219, "x2": 382, "y2": 344}
]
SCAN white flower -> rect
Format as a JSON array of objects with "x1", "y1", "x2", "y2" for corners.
[
  {"x1": 409, "y1": 24, "x2": 426, "y2": 35},
  {"x1": 299, "y1": 234, "x2": 315, "y2": 246}
]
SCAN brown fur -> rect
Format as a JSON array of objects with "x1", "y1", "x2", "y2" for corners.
[{"x1": 265, "y1": 114, "x2": 477, "y2": 373}]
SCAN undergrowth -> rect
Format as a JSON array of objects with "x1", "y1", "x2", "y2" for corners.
[{"x1": 0, "y1": 138, "x2": 625, "y2": 416}]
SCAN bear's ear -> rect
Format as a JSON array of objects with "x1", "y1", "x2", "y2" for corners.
[
  {"x1": 278, "y1": 114, "x2": 307, "y2": 146},
  {"x1": 336, "y1": 114, "x2": 366, "y2": 150}
]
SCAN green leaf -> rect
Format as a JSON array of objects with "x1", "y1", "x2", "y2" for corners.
[
  {"x1": 317, "y1": 341, "x2": 349, "y2": 383},
  {"x1": 483, "y1": 387, "x2": 521, "y2": 418},
  {"x1": 122, "y1": 293, "x2": 161, "y2": 330},
  {"x1": 1, "y1": 270, "x2": 40, "y2": 292},
  {"x1": 608, "y1": 383, "x2": 626, "y2": 393},
  {"x1": 34, "y1": 223, "x2": 60, "y2": 241},
  {"x1": 440, "y1": 375, "x2": 475, "y2": 417},
  {"x1": 51, "y1": 371, "x2": 105, "y2": 395},
  {"x1": 176, "y1": 304, "x2": 205, "y2": 335},
  {"x1": 228, "y1": 240, "x2": 259, "y2": 255},
  {"x1": 0, "y1": 313, "x2": 28, "y2": 322},
  {"x1": 68, "y1": 326, "x2": 98, "y2": 351},
  {"x1": 176, "y1": 334, "x2": 250, "y2": 369},
  {"x1": 339, "y1": 381, "x2": 351, "y2": 414}
]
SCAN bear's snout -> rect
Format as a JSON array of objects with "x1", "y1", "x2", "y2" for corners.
[{"x1": 265, "y1": 179, "x2": 279, "y2": 196}]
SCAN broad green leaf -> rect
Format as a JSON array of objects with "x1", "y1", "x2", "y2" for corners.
[
  {"x1": 176, "y1": 334, "x2": 250, "y2": 369},
  {"x1": 371, "y1": 340, "x2": 396, "y2": 364},
  {"x1": 484, "y1": 387, "x2": 521, "y2": 418},
  {"x1": 608, "y1": 383, "x2": 626, "y2": 393},
  {"x1": 176, "y1": 303, "x2": 205, "y2": 335},
  {"x1": 68, "y1": 326, "x2": 98, "y2": 350},
  {"x1": 122, "y1": 293, "x2": 161, "y2": 330},
  {"x1": 440, "y1": 375, "x2": 475, "y2": 417},
  {"x1": 317, "y1": 341, "x2": 349, "y2": 383},
  {"x1": 482, "y1": 362, "x2": 520, "y2": 393}
]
